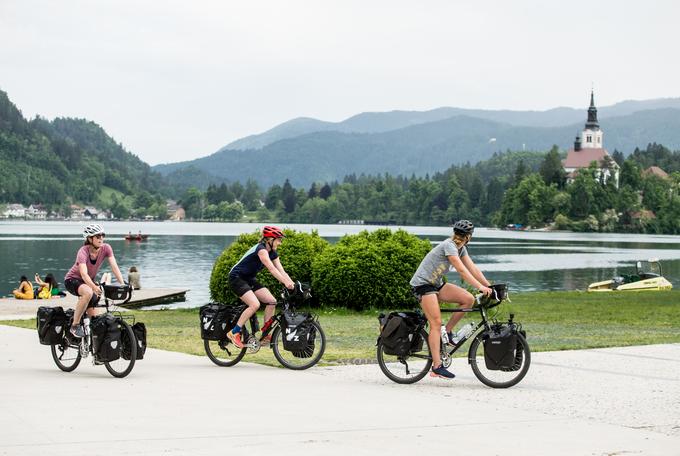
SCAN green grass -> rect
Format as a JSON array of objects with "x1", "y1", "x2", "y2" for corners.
[{"x1": 4, "y1": 291, "x2": 680, "y2": 366}]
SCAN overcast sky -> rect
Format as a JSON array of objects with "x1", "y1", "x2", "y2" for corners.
[{"x1": 1, "y1": 0, "x2": 678, "y2": 165}]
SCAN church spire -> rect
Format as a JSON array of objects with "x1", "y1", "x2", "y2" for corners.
[{"x1": 585, "y1": 90, "x2": 599, "y2": 130}]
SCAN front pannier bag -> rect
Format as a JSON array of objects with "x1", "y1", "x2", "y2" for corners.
[
  {"x1": 37, "y1": 306, "x2": 68, "y2": 345},
  {"x1": 281, "y1": 310, "x2": 315, "y2": 355},
  {"x1": 91, "y1": 314, "x2": 122, "y2": 363},
  {"x1": 199, "y1": 303, "x2": 241, "y2": 340},
  {"x1": 483, "y1": 325, "x2": 518, "y2": 370},
  {"x1": 122, "y1": 322, "x2": 147, "y2": 360},
  {"x1": 378, "y1": 312, "x2": 420, "y2": 357}
]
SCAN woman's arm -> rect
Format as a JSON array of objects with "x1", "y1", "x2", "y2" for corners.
[
  {"x1": 272, "y1": 257, "x2": 293, "y2": 285},
  {"x1": 34, "y1": 274, "x2": 45, "y2": 286},
  {"x1": 107, "y1": 255, "x2": 126, "y2": 285},
  {"x1": 448, "y1": 256, "x2": 491, "y2": 295},
  {"x1": 461, "y1": 255, "x2": 491, "y2": 287},
  {"x1": 258, "y1": 250, "x2": 294, "y2": 288}
]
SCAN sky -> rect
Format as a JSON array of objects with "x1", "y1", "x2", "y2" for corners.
[{"x1": 1, "y1": 0, "x2": 679, "y2": 165}]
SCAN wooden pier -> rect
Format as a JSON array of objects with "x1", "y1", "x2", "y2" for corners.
[{"x1": 0, "y1": 288, "x2": 189, "y2": 320}]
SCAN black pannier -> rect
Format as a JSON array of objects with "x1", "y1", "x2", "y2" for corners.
[
  {"x1": 378, "y1": 311, "x2": 422, "y2": 357},
  {"x1": 37, "y1": 306, "x2": 68, "y2": 345},
  {"x1": 122, "y1": 322, "x2": 147, "y2": 360},
  {"x1": 199, "y1": 303, "x2": 242, "y2": 341},
  {"x1": 91, "y1": 314, "x2": 122, "y2": 363},
  {"x1": 483, "y1": 324, "x2": 519, "y2": 370},
  {"x1": 281, "y1": 310, "x2": 315, "y2": 355}
]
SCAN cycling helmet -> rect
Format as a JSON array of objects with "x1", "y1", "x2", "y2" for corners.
[
  {"x1": 262, "y1": 225, "x2": 285, "y2": 239},
  {"x1": 453, "y1": 219, "x2": 474, "y2": 235},
  {"x1": 83, "y1": 223, "x2": 105, "y2": 239}
]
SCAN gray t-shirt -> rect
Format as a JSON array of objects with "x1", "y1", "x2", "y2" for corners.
[{"x1": 409, "y1": 238, "x2": 468, "y2": 288}]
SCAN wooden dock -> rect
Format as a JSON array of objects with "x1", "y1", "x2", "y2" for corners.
[{"x1": 0, "y1": 288, "x2": 189, "y2": 320}]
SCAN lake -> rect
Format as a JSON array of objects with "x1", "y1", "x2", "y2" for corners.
[{"x1": 1, "y1": 220, "x2": 679, "y2": 308}]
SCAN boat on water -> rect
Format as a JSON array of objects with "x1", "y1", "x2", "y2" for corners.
[
  {"x1": 587, "y1": 258, "x2": 673, "y2": 292},
  {"x1": 124, "y1": 234, "x2": 149, "y2": 241}
]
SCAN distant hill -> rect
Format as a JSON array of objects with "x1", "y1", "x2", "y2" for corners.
[
  {"x1": 155, "y1": 108, "x2": 680, "y2": 188},
  {"x1": 0, "y1": 89, "x2": 167, "y2": 208},
  {"x1": 219, "y1": 98, "x2": 680, "y2": 151}
]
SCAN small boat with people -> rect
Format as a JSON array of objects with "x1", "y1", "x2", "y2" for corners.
[
  {"x1": 124, "y1": 232, "x2": 149, "y2": 241},
  {"x1": 587, "y1": 258, "x2": 673, "y2": 292}
]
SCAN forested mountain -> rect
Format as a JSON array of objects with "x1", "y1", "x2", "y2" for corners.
[
  {"x1": 220, "y1": 98, "x2": 680, "y2": 151},
  {"x1": 0, "y1": 90, "x2": 167, "y2": 213},
  {"x1": 155, "y1": 108, "x2": 680, "y2": 188}
]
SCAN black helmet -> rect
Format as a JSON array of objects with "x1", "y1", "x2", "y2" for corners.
[{"x1": 453, "y1": 219, "x2": 474, "y2": 235}]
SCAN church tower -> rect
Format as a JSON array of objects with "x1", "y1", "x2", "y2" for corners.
[{"x1": 579, "y1": 90, "x2": 603, "y2": 149}]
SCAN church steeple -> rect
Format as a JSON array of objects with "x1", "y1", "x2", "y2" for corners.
[{"x1": 585, "y1": 90, "x2": 600, "y2": 130}]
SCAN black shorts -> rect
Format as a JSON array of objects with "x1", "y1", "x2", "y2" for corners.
[
  {"x1": 411, "y1": 283, "x2": 444, "y2": 301},
  {"x1": 229, "y1": 274, "x2": 265, "y2": 297},
  {"x1": 64, "y1": 278, "x2": 100, "y2": 307}
]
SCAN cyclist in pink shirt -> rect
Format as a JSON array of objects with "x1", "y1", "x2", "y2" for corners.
[{"x1": 64, "y1": 224, "x2": 126, "y2": 338}]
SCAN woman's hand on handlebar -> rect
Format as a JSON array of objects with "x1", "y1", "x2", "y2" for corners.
[
  {"x1": 91, "y1": 284, "x2": 102, "y2": 296},
  {"x1": 285, "y1": 280, "x2": 295, "y2": 290},
  {"x1": 478, "y1": 285, "x2": 492, "y2": 297}
]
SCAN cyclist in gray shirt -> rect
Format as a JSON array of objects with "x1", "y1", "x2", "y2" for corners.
[{"x1": 410, "y1": 219, "x2": 492, "y2": 379}]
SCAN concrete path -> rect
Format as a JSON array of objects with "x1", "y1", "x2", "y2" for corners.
[{"x1": 0, "y1": 325, "x2": 678, "y2": 456}]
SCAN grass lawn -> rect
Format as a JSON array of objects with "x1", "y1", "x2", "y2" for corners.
[{"x1": 4, "y1": 291, "x2": 679, "y2": 367}]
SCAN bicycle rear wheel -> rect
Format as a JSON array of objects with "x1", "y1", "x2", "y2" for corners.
[
  {"x1": 51, "y1": 339, "x2": 82, "y2": 372},
  {"x1": 377, "y1": 329, "x2": 432, "y2": 384},
  {"x1": 468, "y1": 332, "x2": 531, "y2": 388},
  {"x1": 105, "y1": 320, "x2": 136, "y2": 378},
  {"x1": 204, "y1": 338, "x2": 247, "y2": 367},
  {"x1": 271, "y1": 321, "x2": 326, "y2": 370}
]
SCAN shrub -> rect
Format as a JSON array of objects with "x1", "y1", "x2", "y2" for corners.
[
  {"x1": 311, "y1": 229, "x2": 432, "y2": 310},
  {"x1": 210, "y1": 229, "x2": 329, "y2": 304}
]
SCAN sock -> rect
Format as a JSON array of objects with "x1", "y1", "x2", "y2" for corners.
[{"x1": 232, "y1": 324, "x2": 241, "y2": 334}]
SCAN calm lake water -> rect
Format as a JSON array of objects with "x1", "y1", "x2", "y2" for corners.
[{"x1": 2, "y1": 220, "x2": 679, "y2": 309}]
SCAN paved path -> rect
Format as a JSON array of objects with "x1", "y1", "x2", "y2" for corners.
[{"x1": 0, "y1": 325, "x2": 678, "y2": 456}]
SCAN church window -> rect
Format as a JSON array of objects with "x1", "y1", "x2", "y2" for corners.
[{"x1": 586, "y1": 135, "x2": 592, "y2": 143}]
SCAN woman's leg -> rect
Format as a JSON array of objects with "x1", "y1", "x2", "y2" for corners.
[
  {"x1": 437, "y1": 283, "x2": 475, "y2": 333},
  {"x1": 254, "y1": 288, "x2": 277, "y2": 323},
  {"x1": 72, "y1": 284, "x2": 94, "y2": 328},
  {"x1": 236, "y1": 290, "x2": 261, "y2": 327},
  {"x1": 419, "y1": 293, "x2": 442, "y2": 368}
]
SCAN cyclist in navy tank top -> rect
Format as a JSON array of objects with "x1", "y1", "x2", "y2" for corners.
[{"x1": 227, "y1": 225, "x2": 294, "y2": 349}]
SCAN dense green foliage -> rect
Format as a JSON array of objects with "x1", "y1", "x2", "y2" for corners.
[
  {"x1": 0, "y1": 90, "x2": 169, "y2": 216},
  {"x1": 312, "y1": 229, "x2": 432, "y2": 310},
  {"x1": 209, "y1": 230, "x2": 329, "y2": 304}
]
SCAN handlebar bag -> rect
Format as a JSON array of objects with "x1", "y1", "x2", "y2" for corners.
[
  {"x1": 199, "y1": 303, "x2": 241, "y2": 340},
  {"x1": 483, "y1": 324, "x2": 517, "y2": 370},
  {"x1": 37, "y1": 306, "x2": 67, "y2": 345},
  {"x1": 281, "y1": 310, "x2": 314, "y2": 353}
]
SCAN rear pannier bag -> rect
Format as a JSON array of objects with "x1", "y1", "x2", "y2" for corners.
[
  {"x1": 37, "y1": 306, "x2": 68, "y2": 345},
  {"x1": 91, "y1": 314, "x2": 122, "y2": 363},
  {"x1": 199, "y1": 303, "x2": 242, "y2": 341},
  {"x1": 122, "y1": 322, "x2": 147, "y2": 360},
  {"x1": 483, "y1": 325, "x2": 518, "y2": 370},
  {"x1": 378, "y1": 312, "x2": 420, "y2": 357},
  {"x1": 281, "y1": 311, "x2": 315, "y2": 354}
]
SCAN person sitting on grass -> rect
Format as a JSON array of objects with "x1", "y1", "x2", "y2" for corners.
[
  {"x1": 226, "y1": 226, "x2": 294, "y2": 349},
  {"x1": 409, "y1": 219, "x2": 492, "y2": 380},
  {"x1": 12, "y1": 275, "x2": 34, "y2": 299}
]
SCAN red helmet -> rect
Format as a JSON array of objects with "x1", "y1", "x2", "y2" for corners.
[{"x1": 262, "y1": 225, "x2": 285, "y2": 239}]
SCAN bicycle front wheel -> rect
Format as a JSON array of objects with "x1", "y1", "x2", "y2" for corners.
[
  {"x1": 377, "y1": 329, "x2": 432, "y2": 384},
  {"x1": 105, "y1": 320, "x2": 136, "y2": 378},
  {"x1": 51, "y1": 339, "x2": 82, "y2": 372},
  {"x1": 271, "y1": 321, "x2": 326, "y2": 370},
  {"x1": 204, "y1": 338, "x2": 247, "y2": 367},
  {"x1": 468, "y1": 332, "x2": 531, "y2": 388}
]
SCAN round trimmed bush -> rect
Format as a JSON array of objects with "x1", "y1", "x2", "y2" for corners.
[
  {"x1": 210, "y1": 229, "x2": 329, "y2": 304},
  {"x1": 311, "y1": 229, "x2": 432, "y2": 310}
]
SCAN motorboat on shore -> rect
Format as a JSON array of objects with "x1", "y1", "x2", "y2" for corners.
[{"x1": 588, "y1": 258, "x2": 673, "y2": 292}]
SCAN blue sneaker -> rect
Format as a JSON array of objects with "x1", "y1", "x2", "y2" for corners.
[{"x1": 430, "y1": 365, "x2": 455, "y2": 379}]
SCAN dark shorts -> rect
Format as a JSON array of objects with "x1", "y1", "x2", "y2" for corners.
[
  {"x1": 411, "y1": 283, "x2": 444, "y2": 301},
  {"x1": 64, "y1": 278, "x2": 100, "y2": 307},
  {"x1": 229, "y1": 274, "x2": 265, "y2": 297}
]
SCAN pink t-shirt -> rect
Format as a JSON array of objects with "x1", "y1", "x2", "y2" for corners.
[{"x1": 65, "y1": 244, "x2": 113, "y2": 281}]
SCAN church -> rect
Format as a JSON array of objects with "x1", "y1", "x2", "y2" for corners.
[{"x1": 562, "y1": 92, "x2": 620, "y2": 187}]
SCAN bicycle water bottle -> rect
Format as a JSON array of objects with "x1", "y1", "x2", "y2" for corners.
[
  {"x1": 452, "y1": 323, "x2": 475, "y2": 344},
  {"x1": 440, "y1": 325, "x2": 449, "y2": 346}
]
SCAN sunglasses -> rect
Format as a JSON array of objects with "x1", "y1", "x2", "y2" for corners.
[{"x1": 93, "y1": 234, "x2": 105, "y2": 239}]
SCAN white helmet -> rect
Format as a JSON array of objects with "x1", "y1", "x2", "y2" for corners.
[{"x1": 83, "y1": 223, "x2": 105, "y2": 239}]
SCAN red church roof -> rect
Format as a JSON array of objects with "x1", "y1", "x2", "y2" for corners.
[{"x1": 562, "y1": 148, "x2": 615, "y2": 168}]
